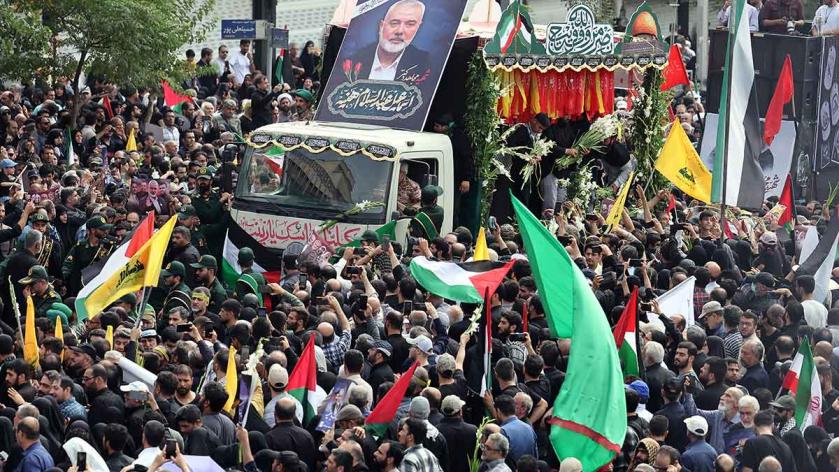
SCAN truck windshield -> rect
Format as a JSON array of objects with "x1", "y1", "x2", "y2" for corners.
[{"x1": 238, "y1": 146, "x2": 392, "y2": 215}]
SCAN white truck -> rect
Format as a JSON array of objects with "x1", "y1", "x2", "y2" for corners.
[{"x1": 233, "y1": 121, "x2": 455, "y2": 254}]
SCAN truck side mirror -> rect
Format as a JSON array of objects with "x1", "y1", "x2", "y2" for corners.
[{"x1": 426, "y1": 174, "x2": 438, "y2": 186}]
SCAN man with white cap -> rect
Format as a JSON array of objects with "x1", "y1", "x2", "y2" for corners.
[
  {"x1": 264, "y1": 364, "x2": 303, "y2": 427},
  {"x1": 436, "y1": 395, "x2": 477, "y2": 472},
  {"x1": 681, "y1": 416, "x2": 716, "y2": 472},
  {"x1": 406, "y1": 334, "x2": 435, "y2": 373}
]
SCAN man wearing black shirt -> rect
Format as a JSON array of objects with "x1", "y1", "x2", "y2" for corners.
[
  {"x1": 741, "y1": 410, "x2": 797, "y2": 472},
  {"x1": 385, "y1": 311, "x2": 410, "y2": 372},
  {"x1": 696, "y1": 356, "x2": 728, "y2": 411},
  {"x1": 366, "y1": 340, "x2": 394, "y2": 403}
]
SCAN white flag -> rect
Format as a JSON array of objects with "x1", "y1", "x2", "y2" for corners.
[{"x1": 656, "y1": 276, "x2": 696, "y2": 326}]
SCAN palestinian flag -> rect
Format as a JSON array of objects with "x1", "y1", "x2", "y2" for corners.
[
  {"x1": 798, "y1": 206, "x2": 839, "y2": 305},
  {"x1": 221, "y1": 220, "x2": 282, "y2": 291},
  {"x1": 101, "y1": 95, "x2": 114, "y2": 119},
  {"x1": 365, "y1": 361, "x2": 419, "y2": 437},
  {"x1": 782, "y1": 338, "x2": 822, "y2": 429},
  {"x1": 512, "y1": 193, "x2": 626, "y2": 471},
  {"x1": 777, "y1": 174, "x2": 795, "y2": 231},
  {"x1": 264, "y1": 146, "x2": 285, "y2": 175},
  {"x1": 275, "y1": 49, "x2": 285, "y2": 85},
  {"x1": 613, "y1": 288, "x2": 640, "y2": 378},
  {"x1": 162, "y1": 81, "x2": 192, "y2": 114},
  {"x1": 711, "y1": 0, "x2": 765, "y2": 211},
  {"x1": 409, "y1": 257, "x2": 514, "y2": 304},
  {"x1": 287, "y1": 336, "x2": 327, "y2": 426}
]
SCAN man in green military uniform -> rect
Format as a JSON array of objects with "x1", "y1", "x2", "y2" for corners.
[
  {"x1": 62, "y1": 216, "x2": 113, "y2": 295},
  {"x1": 160, "y1": 261, "x2": 192, "y2": 315},
  {"x1": 410, "y1": 185, "x2": 444, "y2": 239},
  {"x1": 19, "y1": 265, "x2": 62, "y2": 318},
  {"x1": 176, "y1": 205, "x2": 207, "y2": 255},
  {"x1": 191, "y1": 167, "x2": 230, "y2": 261},
  {"x1": 234, "y1": 247, "x2": 266, "y2": 298},
  {"x1": 190, "y1": 255, "x2": 227, "y2": 314}
]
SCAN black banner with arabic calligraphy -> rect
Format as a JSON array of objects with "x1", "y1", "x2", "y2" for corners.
[{"x1": 315, "y1": 0, "x2": 467, "y2": 131}]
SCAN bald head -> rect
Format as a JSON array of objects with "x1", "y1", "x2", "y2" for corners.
[
  {"x1": 275, "y1": 397, "x2": 297, "y2": 421},
  {"x1": 705, "y1": 261, "x2": 721, "y2": 279},
  {"x1": 318, "y1": 322, "x2": 335, "y2": 338},
  {"x1": 816, "y1": 341, "x2": 834, "y2": 361}
]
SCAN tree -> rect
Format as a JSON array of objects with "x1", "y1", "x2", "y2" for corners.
[
  {"x1": 6, "y1": 0, "x2": 215, "y2": 90},
  {"x1": 0, "y1": 5, "x2": 52, "y2": 83}
]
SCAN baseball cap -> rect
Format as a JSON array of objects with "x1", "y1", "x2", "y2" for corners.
[
  {"x1": 436, "y1": 353, "x2": 456, "y2": 376},
  {"x1": 140, "y1": 329, "x2": 158, "y2": 339},
  {"x1": 421, "y1": 185, "x2": 443, "y2": 202},
  {"x1": 441, "y1": 395, "x2": 466, "y2": 416},
  {"x1": 684, "y1": 416, "x2": 709, "y2": 436},
  {"x1": 19, "y1": 265, "x2": 48, "y2": 285},
  {"x1": 161, "y1": 261, "x2": 186, "y2": 278},
  {"x1": 760, "y1": 232, "x2": 778, "y2": 245},
  {"x1": 699, "y1": 301, "x2": 724, "y2": 319},
  {"x1": 755, "y1": 272, "x2": 776, "y2": 288},
  {"x1": 190, "y1": 255, "x2": 218, "y2": 270},
  {"x1": 408, "y1": 396, "x2": 430, "y2": 420},
  {"x1": 406, "y1": 335, "x2": 434, "y2": 355},
  {"x1": 120, "y1": 381, "x2": 150, "y2": 394},
  {"x1": 268, "y1": 364, "x2": 288, "y2": 389},
  {"x1": 360, "y1": 229, "x2": 379, "y2": 243},
  {"x1": 86, "y1": 215, "x2": 113, "y2": 231},
  {"x1": 627, "y1": 380, "x2": 650, "y2": 403},
  {"x1": 178, "y1": 205, "x2": 197, "y2": 219},
  {"x1": 372, "y1": 340, "x2": 392, "y2": 357},
  {"x1": 1, "y1": 159, "x2": 16, "y2": 169},
  {"x1": 223, "y1": 99, "x2": 237, "y2": 109},
  {"x1": 770, "y1": 394, "x2": 796, "y2": 411},
  {"x1": 69, "y1": 343, "x2": 99, "y2": 361},
  {"x1": 196, "y1": 167, "x2": 212, "y2": 180},
  {"x1": 31, "y1": 213, "x2": 49, "y2": 223}
]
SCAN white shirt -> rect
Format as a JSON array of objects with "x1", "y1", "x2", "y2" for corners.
[
  {"x1": 802, "y1": 299, "x2": 829, "y2": 328},
  {"x1": 814, "y1": 4, "x2": 839, "y2": 35},
  {"x1": 369, "y1": 49, "x2": 404, "y2": 81},
  {"x1": 728, "y1": 3, "x2": 760, "y2": 31},
  {"x1": 229, "y1": 50, "x2": 252, "y2": 85},
  {"x1": 214, "y1": 57, "x2": 229, "y2": 77},
  {"x1": 162, "y1": 125, "x2": 179, "y2": 144}
]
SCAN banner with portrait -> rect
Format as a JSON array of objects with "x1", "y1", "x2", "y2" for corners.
[{"x1": 315, "y1": 0, "x2": 468, "y2": 130}]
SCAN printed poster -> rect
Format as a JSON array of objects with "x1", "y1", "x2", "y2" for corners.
[{"x1": 316, "y1": 0, "x2": 468, "y2": 130}]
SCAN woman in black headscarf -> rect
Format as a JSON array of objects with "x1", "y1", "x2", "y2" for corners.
[
  {"x1": 300, "y1": 41, "x2": 320, "y2": 82},
  {"x1": 783, "y1": 427, "x2": 817, "y2": 472},
  {"x1": 33, "y1": 396, "x2": 65, "y2": 457},
  {"x1": 54, "y1": 205, "x2": 78, "y2": 253},
  {"x1": 706, "y1": 336, "x2": 725, "y2": 358}
]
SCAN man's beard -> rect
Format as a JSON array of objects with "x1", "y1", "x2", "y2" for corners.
[
  {"x1": 177, "y1": 386, "x2": 190, "y2": 396},
  {"x1": 378, "y1": 34, "x2": 408, "y2": 55}
]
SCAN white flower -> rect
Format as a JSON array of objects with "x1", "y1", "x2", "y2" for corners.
[{"x1": 645, "y1": 137, "x2": 651, "y2": 144}]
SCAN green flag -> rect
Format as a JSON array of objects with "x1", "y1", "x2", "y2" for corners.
[{"x1": 511, "y1": 193, "x2": 626, "y2": 471}]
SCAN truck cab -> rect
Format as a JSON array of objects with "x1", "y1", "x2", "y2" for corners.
[{"x1": 234, "y1": 121, "x2": 454, "y2": 252}]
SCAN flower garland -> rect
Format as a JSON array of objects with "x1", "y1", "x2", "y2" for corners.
[{"x1": 627, "y1": 70, "x2": 671, "y2": 197}]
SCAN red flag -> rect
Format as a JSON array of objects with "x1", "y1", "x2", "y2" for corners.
[
  {"x1": 764, "y1": 55, "x2": 794, "y2": 146},
  {"x1": 365, "y1": 361, "x2": 419, "y2": 436},
  {"x1": 126, "y1": 211, "x2": 155, "y2": 257},
  {"x1": 666, "y1": 194, "x2": 676, "y2": 214},
  {"x1": 778, "y1": 174, "x2": 794, "y2": 229},
  {"x1": 660, "y1": 45, "x2": 690, "y2": 91},
  {"x1": 161, "y1": 81, "x2": 191, "y2": 108},
  {"x1": 102, "y1": 96, "x2": 114, "y2": 119}
]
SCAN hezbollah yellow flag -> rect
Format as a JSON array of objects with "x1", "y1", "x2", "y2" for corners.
[
  {"x1": 605, "y1": 172, "x2": 635, "y2": 231},
  {"x1": 126, "y1": 127, "x2": 137, "y2": 152},
  {"x1": 83, "y1": 216, "x2": 177, "y2": 318},
  {"x1": 24, "y1": 296, "x2": 39, "y2": 369},
  {"x1": 55, "y1": 316, "x2": 64, "y2": 361},
  {"x1": 655, "y1": 121, "x2": 712, "y2": 203},
  {"x1": 223, "y1": 346, "x2": 237, "y2": 414},
  {"x1": 105, "y1": 325, "x2": 114, "y2": 349},
  {"x1": 474, "y1": 227, "x2": 489, "y2": 261}
]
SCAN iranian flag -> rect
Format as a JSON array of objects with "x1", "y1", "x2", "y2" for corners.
[
  {"x1": 287, "y1": 336, "x2": 327, "y2": 426},
  {"x1": 409, "y1": 257, "x2": 514, "y2": 304},
  {"x1": 613, "y1": 288, "x2": 640, "y2": 378},
  {"x1": 365, "y1": 361, "x2": 419, "y2": 437},
  {"x1": 496, "y1": 0, "x2": 534, "y2": 54},
  {"x1": 264, "y1": 146, "x2": 285, "y2": 175},
  {"x1": 782, "y1": 338, "x2": 822, "y2": 429}
]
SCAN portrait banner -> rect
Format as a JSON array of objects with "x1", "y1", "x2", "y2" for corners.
[{"x1": 316, "y1": 0, "x2": 468, "y2": 130}]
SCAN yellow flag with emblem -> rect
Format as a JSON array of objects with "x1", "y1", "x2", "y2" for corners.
[
  {"x1": 55, "y1": 316, "x2": 64, "y2": 361},
  {"x1": 83, "y1": 216, "x2": 177, "y2": 318},
  {"x1": 605, "y1": 172, "x2": 635, "y2": 232},
  {"x1": 473, "y1": 227, "x2": 489, "y2": 261},
  {"x1": 655, "y1": 121, "x2": 712, "y2": 203},
  {"x1": 224, "y1": 346, "x2": 238, "y2": 414},
  {"x1": 126, "y1": 127, "x2": 138, "y2": 152},
  {"x1": 24, "y1": 296, "x2": 39, "y2": 369}
]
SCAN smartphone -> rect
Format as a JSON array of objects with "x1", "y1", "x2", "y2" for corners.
[
  {"x1": 356, "y1": 295, "x2": 368, "y2": 313},
  {"x1": 204, "y1": 326, "x2": 214, "y2": 338},
  {"x1": 77, "y1": 451, "x2": 87, "y2": 471},
  {"x1": 402, "y1": 301, "x2": 413, "y2": 315},
  {"x1": 165, "y1": 438, "x2": 177, "y2": 458},
  {"x1": 557, "y1": 235, "x2": 572, "y2": 246},
  {"x1": 257, "y1": 307, "x2": 268, "y2": 317},
  {"x1": 488, "y1": 216, "x2": 497, "y2": 228},
  {"x1": 353, "y1": 247, "x2": 366, "y2": 256},
  {"x1": 346, "y1": 266, "x2": 362, "y2": 275},
  {"x1": 508, "y1": 333, "x2": 526, "y2": 342},
  {"x1": 585, "y1": 213, "x2": 598, "y2": 221},
  {"x1": 381, "y1": 235, "x2": 391, "y2": 252},
  {"x1": 316, "y1": 296, "x2": 329, "y2": 306},
  {"x1": 176, "y1": 322, "x2": 193, "y2": 333}
]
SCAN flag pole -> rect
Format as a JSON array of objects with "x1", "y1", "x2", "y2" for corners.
[
  {"x1": 634, "y1": 287, "x2": 644, "y2": 382},
  {"x1": 134, "y1": 286, "x2": 150, "y2": 328},
  {"x1": 719, "y1": 0, "x2": 740, "y2": 243}
]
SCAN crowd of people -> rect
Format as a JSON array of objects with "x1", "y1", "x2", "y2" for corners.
[{"x1": 1, "y1": 16, "x2": 839, "y2": 472}]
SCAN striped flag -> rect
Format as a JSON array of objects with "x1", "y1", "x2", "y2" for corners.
[
  {"x1": 613, "y1": 288, "x2": 640, "y2": 378},
  {"x1": 365, "y1": 361, "x2": 419, "y2": 437},
  {"x1": 711, "y1": 0, "x2": 765, "y2": 210},
  {"x1": 797, "y1": 208, "x2": 839, "y2": 305},
  {"x1": 493, "y1": 0, "x2": 541, "y2": 54},
  {"x1": 782, "y1": 338, "x2": 822, "y2": 429},
  {"x1": 409, "y1": 257, "x2": 514, "y2": 303},
  {"x1": 287, "y1": 336, "x2": 327, "y2": 426}
]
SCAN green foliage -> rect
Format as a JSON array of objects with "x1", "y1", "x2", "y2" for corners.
[
  {"x1": 2, "y1": 0, "x2": 214, "y2": 89},
  {"x1": 628, "y1": 69, "x2": 671, "y2": 197},
  {"x1": 0, "y1": 5, "x2": 52, "y2": 82},
  {"x1": 464, "y1": 53, "x2": 503, "y2": 223}
]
